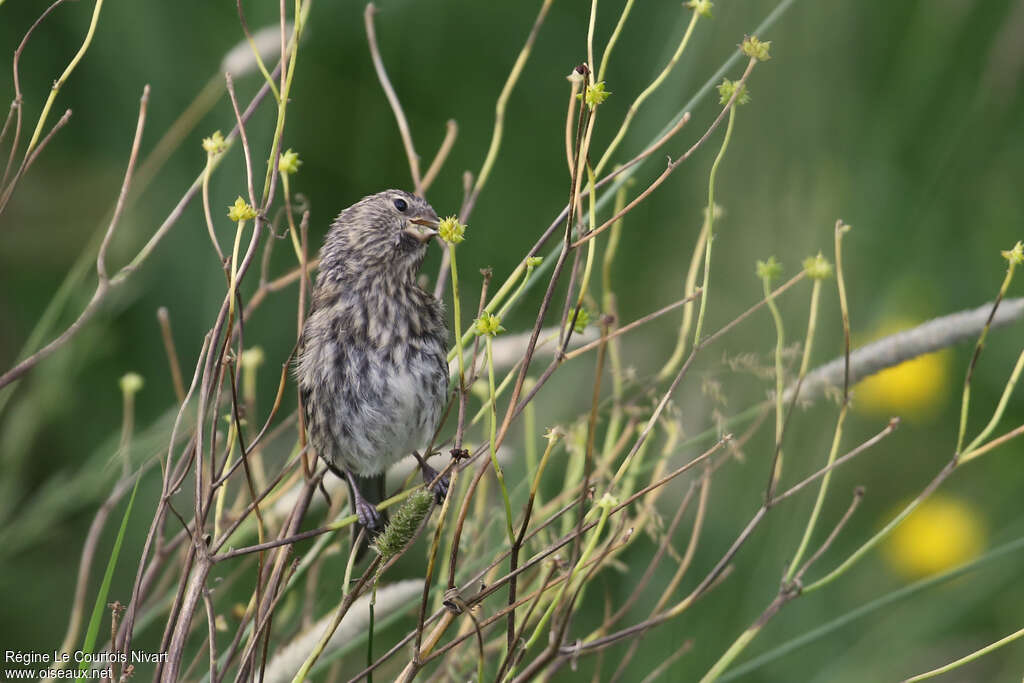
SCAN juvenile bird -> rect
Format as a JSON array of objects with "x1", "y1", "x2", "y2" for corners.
[{"x1": 296, "y1": 190, "x2": 450, "y2": 551}]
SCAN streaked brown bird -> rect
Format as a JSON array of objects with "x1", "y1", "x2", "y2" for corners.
[{"x1": 296, "y1": 190, "x2": 450, "y2": 552}]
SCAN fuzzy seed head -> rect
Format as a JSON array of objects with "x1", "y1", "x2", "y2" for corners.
[{"x1": 371, "y1": 489, "x2": 433, "y2": 561}]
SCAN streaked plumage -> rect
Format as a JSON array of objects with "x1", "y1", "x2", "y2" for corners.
[{"x1": 296, "y1": 190, "x2": 449, "y2": 543}]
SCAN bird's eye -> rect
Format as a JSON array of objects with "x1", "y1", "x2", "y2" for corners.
[{"x1": 393, "y1": 198, "x2": 408, "y2": 212}]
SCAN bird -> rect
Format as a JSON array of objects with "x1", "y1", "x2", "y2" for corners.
[{"x1": 296, "y1": 189, "x2": 450, "y2": 553}]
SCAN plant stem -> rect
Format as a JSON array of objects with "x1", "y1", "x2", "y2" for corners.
[
  {"x1": 693, "y1": 105, "x2": 737, "y2": 346},
  {"x1": 487, "y1": 336, "x2": 516, "y2": 544}
]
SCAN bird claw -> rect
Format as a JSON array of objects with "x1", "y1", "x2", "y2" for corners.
[
  {"x1": 355, "y1": 497, "x2": 385, "y2": 533},
  {"x1": 420, "y1": 463, "x2": 450, "y2": 504}
]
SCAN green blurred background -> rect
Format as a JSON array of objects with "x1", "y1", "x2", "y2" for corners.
[{"x1": 1, "y1": 0, "x2": 1023, "y2": 680}]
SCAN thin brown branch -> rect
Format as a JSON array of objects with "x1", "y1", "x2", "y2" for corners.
[
  {"x1": 364, "y1": 3, "x2": 422, "y2": 194},
  {"x1": 959, "y1": 421, "x2": 1024, "y2": 461},
  {"x1": 562, "y1": 419, "x2": 897, "y2": 656},
  {"x1": 0, "y1": 101, "x2": 16, "y2": 151},
  {"x1": 564, "y1": 289, "x2": 703, "y2": 360},
  {"x1": 0, "y1": 66, "x2": 279, "y2": 392},
  {"x1": 157, "y1": 307, "x2": 187, "y2": 403},
  {"x1": 97, "y1": 86, "x2": 149, "y2": 281},
  {"x1": 203, "y1": 588, "x2": 219, "y2": 683},
  {"x1": 421, "y1": 119, "x2": 457, "y2": 192},
  {"x1": 56, "y1": 473, "x2": 138, "y2": 665},
  {"x1": 19, "y1": 107, "x2": 72, "y2": 175},
  {"x1": 235, "y1": 0, "x2": 281, "y2": 102},
  {"x1": 772, "y1": 418, "x2": 899, "y2": 505},
  {"x1": 607, "y1": 483, "x2": 698, "y2": 627},
  {"x1": 571, "y1": 57, "x2": 758, "y2": 249},
  {"x1": 2, "y1": 0, "x2": 72, "y2": 190},
  {"x1": 791, "y1": 486, "x2": 865, "y2": 586}
]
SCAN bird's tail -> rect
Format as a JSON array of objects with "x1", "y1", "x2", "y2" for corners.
[{"x1": 347, "y1": 472, "x2": 388, "y2": 562}]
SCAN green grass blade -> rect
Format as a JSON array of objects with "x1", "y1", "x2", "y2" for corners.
[
  {"x1": 77, "y1": 474, "x2": 140, "y2": 680},
  {"x1": 719, "y1": 531, "x2": 1024, "y2": 681}
]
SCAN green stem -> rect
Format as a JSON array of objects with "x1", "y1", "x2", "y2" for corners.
[
  {"x1": 700, "y1": 623, "x2": 764, "y2": 683},
  {"x1": 513, "y1": 497, "x2": 614, "y2": 676},
  {"x1": 961, "y1": 348, "x2": 1024, "y2": 459},
  {"x1": 600, "y1": 184, "x2": 628, "y2": 459},
  {"x1": 593, "y1": 6, "x2": 703, "y2": 177},
  {"x1": 448, "y1": 261, "x2": 531, "y2": 364},
  {"x1": 281, "y1": 173, "x2": 303, "y2": 262},
  {"x1": 799, "y1": 279, "x2": 823, "y2": 378},
  {"x1": 596, "y1": 0, "x2": 635, "y2": 83},
  {"x1": 762, "y1": 272, "x2": 785, "y2": 485},
  {"x1": 469, "y1": 330, "x2": 559, "y2": 426},
  {"x1": 904, "y1": 624, "x2": 1024, "y2": 682},
  {"x1": 242, "y1": 22, "x2": 282, "y2": 103},
  {"x1": 24, "y1": 0, "x2": 105, "y2": 160},
  {"x1": 486, "y1": 336, "x2": 515, "y2": 544},
  {"x1": 496, "y1": 262, "x2": 539, "y2": 320},
  {"x1": 802, "y1": 462, "x2": 943, "y2": 595},
  {"x1": 448, "y1": 244, "x2": 466, "y2": 388},
  {"x1": 693, "y1": 106, "x2": 737, "y2": 346},
  {"x1": 227, "y1": 219, "x2": 248, "y2": 317},
  {"x1": 523, "y1": 378, "x2": 538, "y2": 475},
  {"x1": 716, "y1": 532, "x2": 1024, "y2": 680},
  {"x1": 957, "y1": 257, "x2": 1018, "y2": 453},
  {"x1": 259, "y1": 0, "x2": 307, "y2": 204},
  {"x1": 572, "y1": 166, "x2": 599, "y2": 313},
  {"x1": 789, "y1": 230, "x2": 854, "y2": 584},
  {"x1": 367, "y1": 583, "x2": 376, "y2": 683},
  {"x1": 784, "y1": 404, "x2": 847, "y2": 583},
  {"x1": 473, "y1": 0, "x2": 554, "y2": 197},
  {"x1": 657, "y1": 208, "x2": 711, "y2": 381}
]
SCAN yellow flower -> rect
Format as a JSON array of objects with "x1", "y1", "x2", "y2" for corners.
[
  {"x1": 119, "y1": 372, "x2": 144, "y2": 395},
  {"x1": 202, "y1": 130, "x2": 226, "y2": 155},
  {"x1": 278, "y1": 148, "x2": 302, "y2": 175},
  {"x1": 854, "y1": 317, "x2": 951, "y2": 422},
  {"x1": 884, "y1": 495, "x2": 985, "y2": 579},
  {"x1": 438, "y1": 216, "x2": 466, "y2": 245},
  {"x1": 686, "y1": 0, "x2": 713, "y2": 18},
  {"x1": 582, "y1": 81, "x2": 611, "y2": 109},
  {"x1": 228, "y1": 196, "x2": 257, "y2": 222},
  {"x1": 717, "y1": 78, "x2": 750, "y2": 106},
  {"x1": 474, "y1": 312, "x2": 505, "y2": 337},
  {"x1": 740, "y1": 35, "x2": 772, "y2": 62}
]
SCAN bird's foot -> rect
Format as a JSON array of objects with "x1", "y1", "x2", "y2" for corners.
[
  {"x1": 425, "y1": 466, "x2": 450, "y2": 504},
  {"x1": 414, "y1": 452, "x2": 449, "y2": 504},
  {"x1": 353, "y1": 492, "x2": 385, "y2": 534}
]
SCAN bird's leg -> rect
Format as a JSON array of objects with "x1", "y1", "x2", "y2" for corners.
[
  {"x1": 343, "y1": 468, "x2": 385, "y2": 533},
  {"x1": 413, "y1": 450, "x2": 449, "y2": 504}
]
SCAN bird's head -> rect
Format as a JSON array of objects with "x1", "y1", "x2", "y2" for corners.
[{"x1": 320, "y1": 189, "x2": 440, "y2": 281}]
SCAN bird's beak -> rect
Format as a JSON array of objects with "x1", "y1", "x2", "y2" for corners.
[{"x1": 405, "y1": 217, "x2": 439, "y2": 244}]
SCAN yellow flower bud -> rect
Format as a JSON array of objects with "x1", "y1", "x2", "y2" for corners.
[{"x1": 228, "y1": 196, "x2": 257, "y2": 222}]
